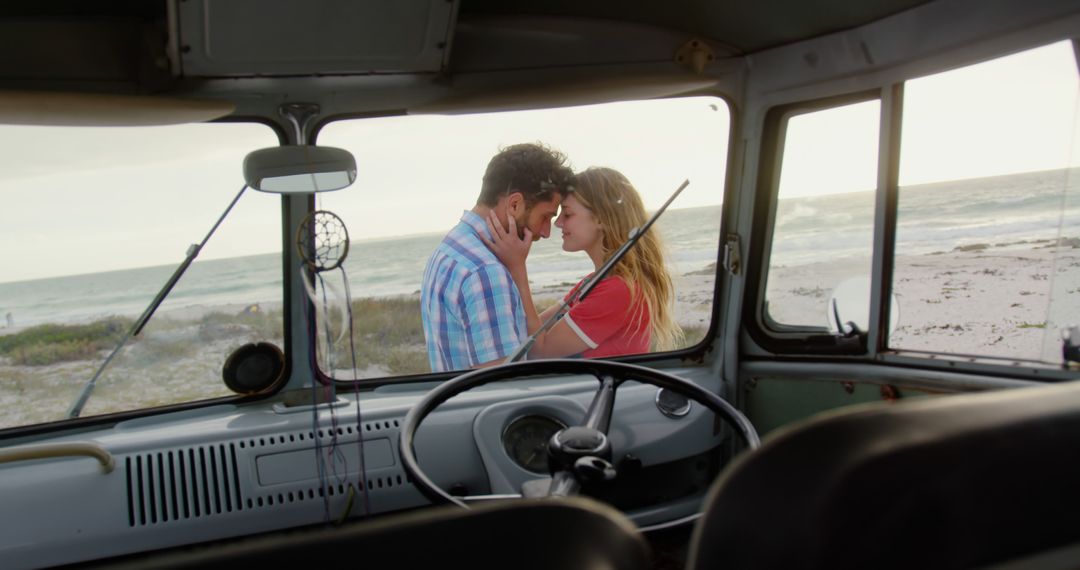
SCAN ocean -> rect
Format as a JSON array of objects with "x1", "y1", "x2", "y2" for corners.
[
  {"x1": 1, "y1": 168, "x2": 1076, "y2": 328},
  {"x1": 771, "y1": 167, "x2": 1080, "y2": 266}
]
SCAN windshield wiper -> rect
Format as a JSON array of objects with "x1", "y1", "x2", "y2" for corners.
[
  {"x1": 66, "y1": 185, "x2": 249, "y2": 419},
  {"x1": 504, "y1": 179, "x2": 689, "y2": 364}
]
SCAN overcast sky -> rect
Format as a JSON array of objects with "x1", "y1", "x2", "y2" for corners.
[
  {"x1": 779, "y1": 40, "x2": 1080, "y2": 199},
  {"x1": 0, "y1": 41, "x2": 1077, "y2": 283},
  {"x1": 316, "y1": 96, "x2": 730, "y2": 241}
]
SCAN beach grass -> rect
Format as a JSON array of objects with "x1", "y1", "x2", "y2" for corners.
[
  {"x1": 0, "y1": 292, "x2": 710, "y2": 375},
  {"x1": 322, "y1": 296, "x2": 428, "y2": 375},
  {"x1": 0, "y1": 318, "x2": 131, "y2": 366},
  {"x1": 196, "y1": 309, "x2": 283, "y2": 340},
  {"x1": 0, "y1": 308, "x2": 287, "y2": 367},
  {"x1": 0, "y1": 291, "x2": 713, "y2": 429},
  {"x1": 320, "y1": 295, "x2": 708, "y2": 376}
]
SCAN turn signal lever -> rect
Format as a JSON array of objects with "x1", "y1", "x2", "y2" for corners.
[
  {"x1": 541, "y1": 426, "x2": 619, "y2": 495},
  {"x1": 548, "y1": 426, "x2": 612, "y2": 470},
  {"x1": 573, "y1": 456, "x2": 617, "y2": 482}
]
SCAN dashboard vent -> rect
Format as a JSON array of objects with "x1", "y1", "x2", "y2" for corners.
[
  {"x1": 235, "y1": 418, "x2": 402, "y2": 451},
  {"x1": 241, "y1": 418, "x2": 408, "y2": 510},
  {"x1": 125, "y1": 443, "x2": 243, "y2": 527},
  {"x1": 244, "y1": 472, "x2": 409, "y2": 510}
]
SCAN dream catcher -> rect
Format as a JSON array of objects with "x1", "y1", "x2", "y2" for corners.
[
  {"x1": 297, "y1": 209, "x2": 350, "y2": 271},
  {"x1": 297, "y1": 209, "x2": 355, "y2": 363},
  {"x1": 296, "y1": 209, "x2": 369, "y2": 521},
  {"x1": 297, "y1": 210, "x2": 355, "y2": 374}
]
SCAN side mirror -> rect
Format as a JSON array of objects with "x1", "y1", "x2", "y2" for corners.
[
  {"x1": 827, "y1": 276, "x2": 900, "y2": 336},
  {"x1": 243, "y1": 145, "x2": 356, "y2": 193}
]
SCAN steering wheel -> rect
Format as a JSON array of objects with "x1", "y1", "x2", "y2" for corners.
[{"x1": 399, "y1": 359, "x2": 760, "y2": 508}]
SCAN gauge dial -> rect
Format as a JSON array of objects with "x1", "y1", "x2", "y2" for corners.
[
  {"x1": 502, "y1": 415, "x2": 566, "y2": 474},
  {"x1": 656, "y1": 387, "x2": 692, "y2": 418}
]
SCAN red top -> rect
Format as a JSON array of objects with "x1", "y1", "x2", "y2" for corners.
[{"x1": 563, "y1": 276, "x2": 651, "y2": 358}]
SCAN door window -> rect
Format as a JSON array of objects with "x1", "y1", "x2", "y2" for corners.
[
  {"x1": 764, "y1": 100, "x2": 880, "y2": 331},
  {"x1": 891, "y1": 41, "x2": 1080, "y2": 364}
]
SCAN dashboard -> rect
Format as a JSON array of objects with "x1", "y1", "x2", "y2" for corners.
[{"x1": 0, "y1": 367, "x2": 727, "y2": 568}]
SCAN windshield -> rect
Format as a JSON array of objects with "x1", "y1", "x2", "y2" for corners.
[
  {"x1": 315, "y1": 96, "x2": 730, "y2": 378},
  {"x1": 0, "y1": 122, "x2": 281, "y2": 430}
]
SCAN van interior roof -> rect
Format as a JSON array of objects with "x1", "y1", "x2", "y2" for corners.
[
  {"x1": 0, "y1": 0, "x2": 935, "y2": 84},
  {"x1": 460, "y1": 0, "x2": 934, "y2": 54}
]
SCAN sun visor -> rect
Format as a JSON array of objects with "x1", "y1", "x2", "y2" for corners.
[
  {"x1": 172, "y1": 0, "x2": 458, "y2": 77},
  {"x1": 413, "y1": 74, "x2": 720, "y2": 115},
  {"x1": 0, "y1": 91, "x2": 235, "y2": 126}
]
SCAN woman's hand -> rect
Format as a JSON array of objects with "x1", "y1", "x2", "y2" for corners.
[
  {"x1": 482, "y1": 210, "x2": 544, "y2": 341},
  {"x1": 482, "y1": 210, "x2": 532, "y2": 272}
]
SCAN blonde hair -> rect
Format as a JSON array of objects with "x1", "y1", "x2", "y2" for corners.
[{"x1": 570, "y1": 167, "x2": 683, "y2": 351}]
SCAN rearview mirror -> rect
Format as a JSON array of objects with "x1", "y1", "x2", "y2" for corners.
[{"x1": 243, "y1": 145, "x2": 356, "y2": 193}]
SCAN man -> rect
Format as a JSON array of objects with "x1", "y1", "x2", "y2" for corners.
[{"x1": 421, "y1": 143, "x2": 573, "y2": 372}]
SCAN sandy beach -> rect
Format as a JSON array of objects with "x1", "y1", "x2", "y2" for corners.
[
  {"x1": 3, "y1": 242, "x2": 1076, "y2": 430},
  {"x1": 767, "y1": 239, "x2": 1079, "y2": 362}
]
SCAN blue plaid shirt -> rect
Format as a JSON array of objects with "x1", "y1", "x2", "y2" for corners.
[{"x1": 421, "y1": 211, "x2": 526, "y2": 371}]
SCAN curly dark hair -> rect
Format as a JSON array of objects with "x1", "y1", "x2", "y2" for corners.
[{"x1": 477, "y1": 142, "x2": 574, "y2": 207}]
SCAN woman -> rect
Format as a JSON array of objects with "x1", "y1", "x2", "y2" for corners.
[{"x1": 483, "y1": 167, "x2": 682, "y2": 358}]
